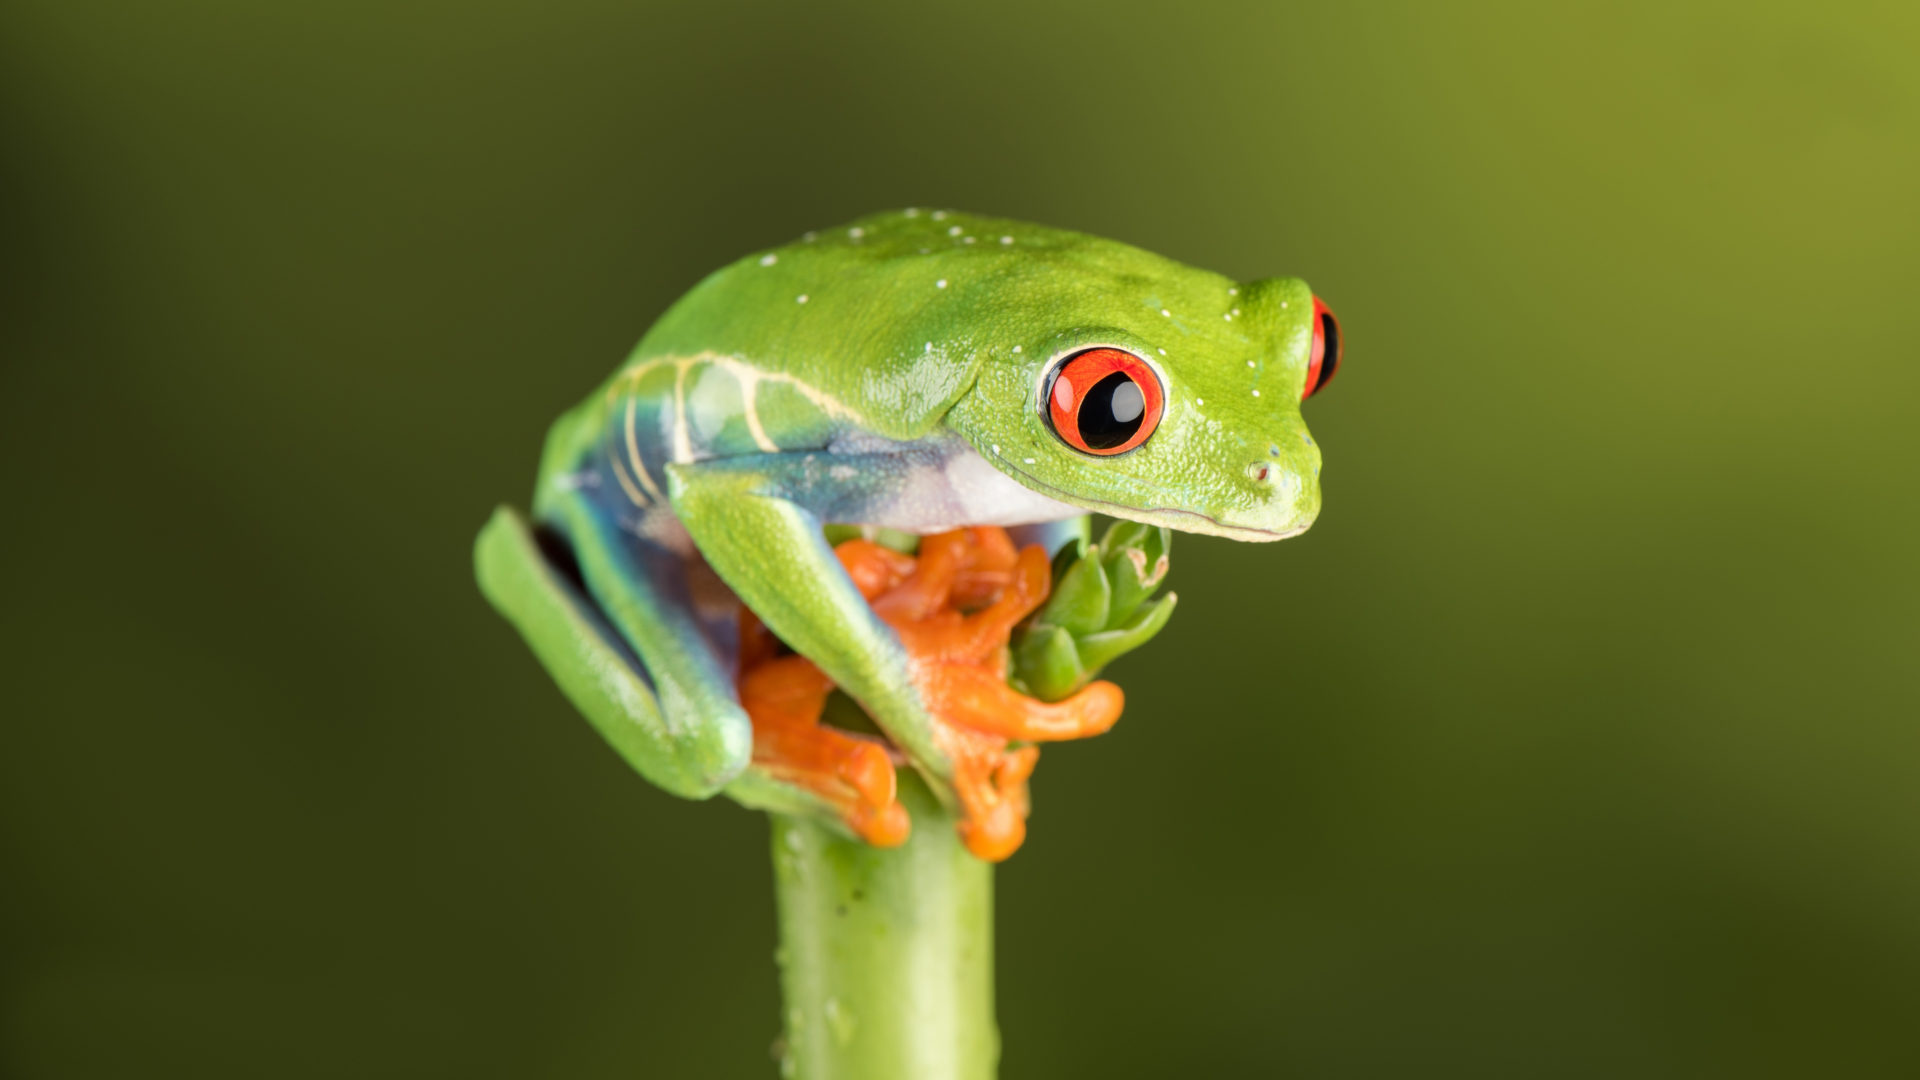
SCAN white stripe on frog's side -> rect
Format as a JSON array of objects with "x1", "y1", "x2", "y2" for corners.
[
  {"x1": 609, "y1": 450, "x2": 651, "y2": 507},
  {"x1": 671, "y1": 357, "x2": 695, "y2": 463},
  {"x1": 739, "y1": 374, "x2": 778, "y2": 454},
  {"x1": 621, "y1": 394, "x2": 666, "y2": 505},
  {"x1": 604, "y1": 351, "x2": 867, "y2": 509}
]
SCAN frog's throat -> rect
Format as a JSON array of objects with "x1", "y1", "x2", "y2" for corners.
[
  {"x1": 988, "y1": 460, "x2": 1307, "y2": 543},
  {"x1": 842, "y1": 440, "x2": 1084, "y2": 534}
]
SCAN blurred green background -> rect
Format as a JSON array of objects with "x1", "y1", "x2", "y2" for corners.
[{"x1": 4, "y1": 1, "x2": 1917, "y2": 1076}]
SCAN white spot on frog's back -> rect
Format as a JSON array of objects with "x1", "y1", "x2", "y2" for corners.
[{"x1": 759, "y1": 253, "x2": 777, "y2": 266}]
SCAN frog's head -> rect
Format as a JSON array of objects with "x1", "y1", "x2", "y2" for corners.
[{"x1": 945, "y1": 274, "x2": 1340, "y2": 542}]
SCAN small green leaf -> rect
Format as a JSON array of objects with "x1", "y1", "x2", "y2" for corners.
[
  {"x1": 1049, "y1": 533, "x2": 1089, "y2": 581},
  {"x1": 1074, "y1": 592, "x2": 1178, "y2": 672},
  {"x1": 1032, "y1": 543, "x2": 1111, "y2": 637},
  {"x1": 1012, "y1": 625, "x2": 1085, "y2": 702},
  {"x1": 1100, "y1": 522, "x2": 1172, "y2": 625},
  {"x1": 821, "y1": 523, "x2": 864, "y2": 548}
]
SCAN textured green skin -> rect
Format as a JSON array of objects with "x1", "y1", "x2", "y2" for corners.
[
  {"x1": 543, "y1": 208, "x2": 1322, "y2": 538},
  {"x1": 478, "y1": 208, "x2": 1326, "y2": 820}
]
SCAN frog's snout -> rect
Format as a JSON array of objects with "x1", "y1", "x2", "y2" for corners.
[{"x1": 1220, "y1": 438, "x2": 1321, "y2": 539}]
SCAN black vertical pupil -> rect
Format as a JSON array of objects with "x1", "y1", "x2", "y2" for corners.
[
  {"x1": 1078, "y1": 371, "x2": 1145, "y2": 450},
  {"x1": 1313, "y1": 311, "x2": 1342, "y2": 393}
]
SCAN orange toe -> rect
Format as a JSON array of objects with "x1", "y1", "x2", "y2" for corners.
[
  {"x1": 847, "y1": 798, "x2": 912, "y2": 848},
  {"x1": 958, "y1": 796, "x2": 1026, "y2": 862},
  {"x1": 837, "y1": 740, "x2": 897, "y2": 809},
  {"x1": 919, "y1": 662, "x2": 1124, "y2": 742}
]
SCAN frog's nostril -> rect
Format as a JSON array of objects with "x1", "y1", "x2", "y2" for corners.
[{"x1": 1246, "y1": 462, "x2": 1272, "y2": 483}]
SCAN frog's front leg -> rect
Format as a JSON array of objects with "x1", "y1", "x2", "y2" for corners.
[{"x1": 664, "y1": 453, "x2": 960, "y2": 793}]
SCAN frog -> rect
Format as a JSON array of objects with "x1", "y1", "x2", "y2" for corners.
[{"x1": 473, "y1": 208, "x2": 1342, "y2": 849}]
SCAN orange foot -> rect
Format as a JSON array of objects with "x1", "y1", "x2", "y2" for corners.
[
  {"x1": 835, "y1": 528, "x2": 1125, "y2": 861},
  {"x1": 738, "y1": 629, "x2": 910, "y2": 847},
  {"x1": 738, "y1": 527, "x2": 1123, "y2": 861}
]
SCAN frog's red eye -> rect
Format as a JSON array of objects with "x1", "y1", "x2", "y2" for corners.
[
  {"x1": 1303, "y1": 295, "x2": 1342, "y2": 400},
  {"x1": 1045, "y1": 348, "x2": 1164, "y2": 456}
]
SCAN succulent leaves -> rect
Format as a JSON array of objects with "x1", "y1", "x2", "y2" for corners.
[{"x1": 1011, "y1": 521, "x2": 1176, "y2": 701}]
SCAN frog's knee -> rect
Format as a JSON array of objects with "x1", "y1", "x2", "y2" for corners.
[
  {"x1": 585, "y1": 688, "x2": 749, "y2": 800},
  {"x1": 654, "y1": 694, "x2": 754, "y2": 798}
]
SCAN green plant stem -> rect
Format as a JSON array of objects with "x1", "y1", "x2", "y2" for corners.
[{"x1": 771, "y1": 773, "x2": 997, "y2": 1080}]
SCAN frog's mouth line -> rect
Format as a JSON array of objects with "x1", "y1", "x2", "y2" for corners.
[{"x1": 993, "y1": 461, "x2": 1305, "y2": 543}]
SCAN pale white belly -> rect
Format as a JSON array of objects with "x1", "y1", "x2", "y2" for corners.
[{"x1": 836, "y1": 434, "x2": 1083, "y2": 533}]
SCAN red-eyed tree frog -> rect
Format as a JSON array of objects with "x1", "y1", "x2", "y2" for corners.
[{"x1": 474, "y1": 208, "x2": 1341, "y2": 840}]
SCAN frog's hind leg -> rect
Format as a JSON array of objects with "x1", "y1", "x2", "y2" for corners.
[
  {"x1": 478, "y1": 499, "x2": 753, "y2": 799},
  {"x1": 483, "y1": 492, "x2": 910, "y2": 840}
]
